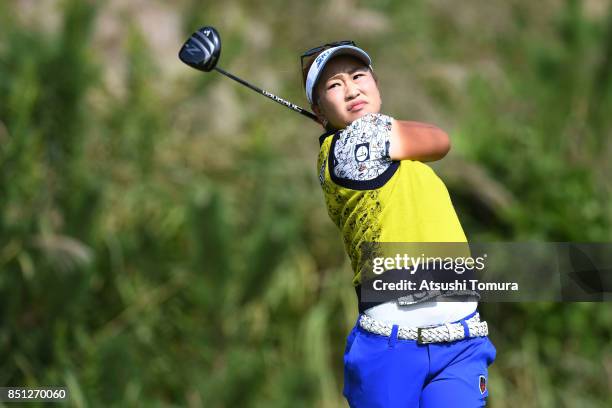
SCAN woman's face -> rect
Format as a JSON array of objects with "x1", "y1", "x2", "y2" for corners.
[{"x1": 313, "y1": 55, "x2": 382, "y2": 130}]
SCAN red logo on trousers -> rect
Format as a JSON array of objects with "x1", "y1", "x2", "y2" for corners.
[{"x1": 479, "y1": 375, "x2": 487, "y2": 394}]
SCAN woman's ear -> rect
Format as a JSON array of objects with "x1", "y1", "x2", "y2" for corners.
[{"x1": 312, "y1": 103, "x2": 328, "y2": 129}]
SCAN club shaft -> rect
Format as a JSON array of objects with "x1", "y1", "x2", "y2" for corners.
[{"x1": 214, "y1": 67, "x2": 318, "y2": 122}]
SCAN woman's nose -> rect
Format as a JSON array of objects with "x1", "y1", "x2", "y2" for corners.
[{"x1": 345, "y1": 81, "x2": 360, "y2": 99}]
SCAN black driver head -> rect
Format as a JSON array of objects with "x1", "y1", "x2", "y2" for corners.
[{"x1": 179, "y1": 26, "x2": 221, "y2": 72}]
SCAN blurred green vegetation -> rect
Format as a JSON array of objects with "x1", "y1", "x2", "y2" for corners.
[{"x1": 1, "y1": 0, "x2": 611, "y2": 407}]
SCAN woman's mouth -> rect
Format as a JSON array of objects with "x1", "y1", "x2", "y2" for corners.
[{"x1": 348, "y1": 101, "x2": 367, "y2": 112}]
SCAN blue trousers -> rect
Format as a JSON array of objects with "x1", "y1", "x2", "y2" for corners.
[{"x1": 343, "y1": 310, "x2": 497, "y2": 407}]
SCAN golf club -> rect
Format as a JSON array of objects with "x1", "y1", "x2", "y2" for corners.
[{"x1": 179, "y1": 26, "x2": 319, "y2": 122}]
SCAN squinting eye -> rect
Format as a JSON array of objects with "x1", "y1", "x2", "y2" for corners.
[
  {"x1": 327, "y1": 83, "x2": 340, "y2": 90},
  {"x1": 353, "y1": 73, "x2": 365, "y2": 80}
]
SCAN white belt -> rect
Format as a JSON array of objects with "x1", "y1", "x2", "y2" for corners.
[{"x1": 358, "y1": 312, "x2": 488, "y2": 344}]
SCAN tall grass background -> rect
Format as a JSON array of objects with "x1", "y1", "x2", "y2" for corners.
[{"x1": 1, "y1": 0, "x2": 611, "y2": 406}]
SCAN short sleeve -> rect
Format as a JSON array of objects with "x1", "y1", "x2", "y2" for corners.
[{"x1": 332, "y1": 113, "x2": 394, "y2": 181}]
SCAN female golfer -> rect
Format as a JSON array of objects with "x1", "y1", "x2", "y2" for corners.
[{"x1": 301, "y1": 41, "x2": 497, "y2": 407}]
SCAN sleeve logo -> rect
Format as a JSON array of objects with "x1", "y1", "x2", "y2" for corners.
[{"x1": 354, "y1": 143, "x2": 370, "y2": 162}]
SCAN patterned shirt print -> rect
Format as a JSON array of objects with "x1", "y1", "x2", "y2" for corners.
[{"x1": 333, "y1": 113, "x2": 393, "y2": 181}]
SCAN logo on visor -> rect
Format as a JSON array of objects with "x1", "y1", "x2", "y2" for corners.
[
  {"x1": 479, "y1": 375, "x2": 487, "y2": 394},
  {"x1": 316, "y1": 49, "x2": 332, "y2": 68}
]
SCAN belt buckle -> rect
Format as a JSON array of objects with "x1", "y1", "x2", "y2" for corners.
[{"x1": 417, "y1": 327, "x2": 431, "y2": 345}]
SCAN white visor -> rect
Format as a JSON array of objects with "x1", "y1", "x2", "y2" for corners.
[{"x1": 305, "y1": 45, "x2": 372, "y2": 105}]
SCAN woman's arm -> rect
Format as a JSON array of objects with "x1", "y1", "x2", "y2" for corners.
[{"x1": 389, "y1": 119, "x2": 451, "y2": 162}]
